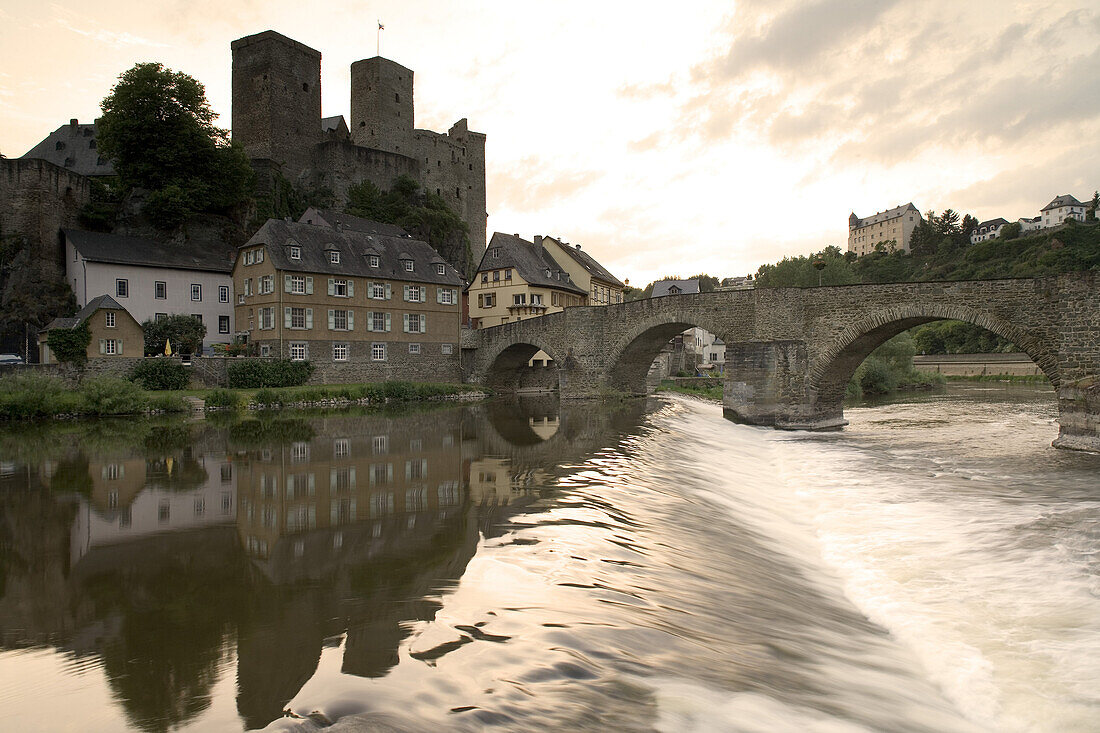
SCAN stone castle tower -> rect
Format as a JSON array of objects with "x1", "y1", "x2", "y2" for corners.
[{"x1": 230, "y1": 31, "x2": 487, "y2": 262}]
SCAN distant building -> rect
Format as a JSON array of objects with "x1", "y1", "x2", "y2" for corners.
[
  {"x1": 1041, "y1": 194, "x2": 1088, "y2": 227},
  {"x1": 970, "y1": 218, "x2": 1010, "y2": 244},
  {"x1": 535, "y1": 235, "x2": 624, "y2": 305},
  {"x1": 651, "y1": 279, "x2": 700, "y2": 297},
  {"x1": 847, "y1": 203, "x2": 923, "y2": 256},
  {"x1": 1018, "y1": 216, "x2": 1043, "y2": 232},
  {"x1": 63, "y1": 230, "x2": 236, "y2": 349},
  {"x1": 20, "y1": 119, "x2": 115, "y2": 177},
  {"x1": 38, "y1": 294, "x2": 142, "y2": 364},
  {"x1": 702, "y1": 337, "x2": 726, "y2": 371},
  {"x1": 718, "y1": 275, "x2": 754, "y2": 291},
  {"x1": 234, "y1": 217, "x2": 462, "y2": 380}
]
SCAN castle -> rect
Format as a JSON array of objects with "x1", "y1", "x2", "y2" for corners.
[{"x1": 231, "y1": 30, "x2": 487, "y2": 260}]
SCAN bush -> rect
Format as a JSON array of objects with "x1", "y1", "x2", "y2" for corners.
[
  {"x1": 143, "y1": 314, "x2": 206, "y2": 356},
  {"x1": 79, "y1": 377, "x2": 147, "y2": 416},
  {"x1": 0, "y1": 374, "x2": 76, "y2": 419},
  {"x1": 226, "y1": 359, "x2": 314, "y2": 388},
  {"x1": 148, "y1": 394, "x2": 188, "y2": 412},
  {"x1": 855, "y1": 357, "x2": 897, "y2": 395},
  {"x1": 130, "y1": 359, "x2": 190, "y2": 390},
  {"x1": 253, "y1": 388, "x2": 282, "y2": 407},
  {"x1": 205, "y1": 389, "x2": 240, "y2": 408}
]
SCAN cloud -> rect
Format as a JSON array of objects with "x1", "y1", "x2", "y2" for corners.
[
  {"x1": 53, "y1": 16, "x2": 169, "y2": 48},
  {"x1": 489, "y1": 157, "x2": 604, "y2": 212}
]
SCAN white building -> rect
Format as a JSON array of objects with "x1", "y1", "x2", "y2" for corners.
[
  {"x1": 64, "y1": 229, "x2": 236, "y2": 349},
  {"x1": 848, "y1": 203, "x2": 923, "y2": 256},
  {"x1": 1040, "y1": 194, "x2": 1087, "y2": 227},
  {"x1": 970, "y1": 217, "x2": 1010, "y2": 244},
  {"x1": 1018, "y1": 216, "x2": 1043, "y2": 232}
]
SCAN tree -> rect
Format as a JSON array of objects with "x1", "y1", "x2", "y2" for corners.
[
  {"x1": 960, "y1": 214, "x2": 979, "y2": 242},
  {"x1": 142, "y1": 315, "x2": 206, "y2": 356},
  {"x1": 0, "y1": 231, "x2": 78, "y2": 358},
  {"x1": 689, "y1": 274, "x2": 720, "y2": 293},
  {"x1": 1000, "y1": 221, "x2": 1022, "y2": 240},
  {"x1": 1087, "y1": 191, "x2": 1099, "y2": 222},
  {"x1": 96, "y1": 63, "x2": 253, "y2": 228},
  {"x1": 934, "y1": 209, "x2": 961, "y2": 236}
]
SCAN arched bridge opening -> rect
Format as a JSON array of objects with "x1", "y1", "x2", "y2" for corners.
[
  {"x1": 607, "y1": 315, "x2": 732, "y2": 396},
  {"x1": 481, "y1": 342, "x2": 562, "y2": 394}
]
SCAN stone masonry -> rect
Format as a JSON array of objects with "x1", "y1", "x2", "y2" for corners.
[{"x1": 461, "y1": 273, "x2": 1100, "y2": 452}]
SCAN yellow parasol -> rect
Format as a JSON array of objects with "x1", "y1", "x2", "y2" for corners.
[{"x1": 164, "y1": 338, "x2": 173, "y2": 357}]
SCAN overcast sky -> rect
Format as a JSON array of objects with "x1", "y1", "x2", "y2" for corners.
[{"x1": 2, "y1": 1, "x2": 1098, "y2": 285}]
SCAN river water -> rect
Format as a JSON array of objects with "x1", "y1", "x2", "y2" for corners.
[{"x1": 0, "y1": 384, "x2": 1097, "y2": 732}]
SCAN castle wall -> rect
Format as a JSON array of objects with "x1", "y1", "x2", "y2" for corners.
[
  {"x1": 0, "y1": 158, "x2": 90, "y2": 269},
  {"x1": 350, "y1": 57, "x2": 414, "y2": 152},
  {"x1": 307, "y1": 140, "x2": 419, "y2": 202},
  {"x1": 232, "y1": 31, "x2": 322, "y2": 184}
]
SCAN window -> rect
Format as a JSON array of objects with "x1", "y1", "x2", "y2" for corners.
[
  {"x1": 513, "y1": 294, "x2": 526, "y2": 306},
  {"x1": 260, "y1": 275, "x2": 274, "y2": 294},
  {"x1": 260, "y1": 344, "x2": 271, "y2": 357},
  {"x1": 505, "y1": 269, "x2": 512, "y2": 280},
  {"x1": 332, "y1": 278, "x2": 349, "y2": 297},
  {"x1": 221, "y1": 464, "x2": 233, "y2": 483},
  {"x1": 333, "y1": 342, "x2": 349, "y2": 361},
  {"x1": 438, "y1": 288, "x2": 455, "y2": 305},
  {"x1": 372, "y1": 342, "x2": 387, "y2": 361},
  {"x1": 369, "y1": 311, "x2": 388, "y2": 332},
  {"x1": 369, "y1": 255, "x2": 380, "y2": 268},
  {"x1": 105, "y1": 312, "x2": 116, "y2": 328},
  {"x1": 334, "y1": 438, "x2": 350, "y2": 457},
  {"x1": 191, "y1": 284, "x2": 202, "y2": 301},
  {"x1": 159, "y1": 502, "x2": 170, "y2": 523},
  {"x1": 104, "y1": 339, "x2": 118, "y2": 355},
  {"x1": 403, "y1": 260, "x2": 414, "y2": 272},
  {"x1": 441, "y1": 343, "x2": 453, "y2": 355},
  {"x1": 369, "y1": 282, "x2": 387, "y2": 299},
  {"x1": 154, "y1": 281, "x2": 166, "y2": 299},
  {"x1": 479, "y1": 292, "x2": 496, "y2": 308},
  {"x1": 191, "y1": 313, "x2": 202, "y2": 323},
  {"x1": 219, "y1": 315, "x2": 230, "y2": 334},
  {"x1": 245, "y1": 251, "x2": 254, "y2": 265},
  {"x1": 291, "y1": 276, "x2": 305, "y2": 294},
  {"x1": 194, "y1": 498, "x2": 205, "y2": 516},
  {"x1": 405, "y1": 285, "x2": 425, "y2": 303},
  {"x1": 481, "y1": 273, "x2": 488, "y2": 283},
  {"x1": 289, "y1": 341, "x2": 307, "y2": 361},
  {"x1": 436, "y1": 263, "x2": 446, "y2": 275},
  {"x1": 330, "y1": 309, "x2": 350, "y2": 330},
  {"x1": 404, "y1": 313, "x2": 424, "y2": 333},
  {"x1": 260, "y1": 307, "x2": 274, "y2": 330},
  {"x1": 155, "y1": 312, "x2": 167, "y2": 322},
  {"x1": 493, "y1": 271, "x2": 500, "y2": 281},
  {"x1": 329, "y1": 251, "x2": 340, "y2": 264},
  {"x1": 290, "y1": 246, "x2": 301, "y2": 259},
  {"x1": 532, "y1": 294, "x2": 543, "y2": 306},
  {"x1": 244, "y1": 279, "x2": 252, "y2": 296},
  {"x1": 116, "y1": 279, "x2": 128, "y2": 298},
  {"x1": 409, "y1": 342, "x2": 420, "y2": 354},
  {"x1": 290, "y1": 307, "x2": 307, "y2": 329},
  {"x1": 219, "y1": 285, "x2": 229, "y2": 303},
  {"x1": 373, "y1": 435, "x2": 389, "y2": 454}
]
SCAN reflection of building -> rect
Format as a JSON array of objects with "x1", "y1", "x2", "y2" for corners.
[
  {"x1": 235, "y1": 418, "x2": 465, "y2": 559},
  {"x1": 70, "y1": 452, "x2": 236, "y2": 565}
]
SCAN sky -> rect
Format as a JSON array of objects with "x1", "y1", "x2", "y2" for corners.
[{"x1": 1, "y1": 1, "x2": 1098, "y2": 285}]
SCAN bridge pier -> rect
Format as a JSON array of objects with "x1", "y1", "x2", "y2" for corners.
[
  {"x1": 721, "y1": 341, "x2": 847, "y2": 430},
  {"x1": 1052, "y1": 379, "x2": 1100, "y2": 452}
]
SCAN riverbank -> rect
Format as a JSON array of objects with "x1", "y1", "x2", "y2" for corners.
[{"x1": 0, "y1": 373, "x2": 487, "y2": 420}]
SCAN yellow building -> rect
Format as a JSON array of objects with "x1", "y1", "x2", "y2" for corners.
[
  {"x1": 847, "y1": 203, "x2": 923, "y2": 256},
  {"x1": 535, "y1": 235, "x2": 624, "y2": 305},
  {"x1": 38, "y1": 294, "x2": 144, "y2": 363}
]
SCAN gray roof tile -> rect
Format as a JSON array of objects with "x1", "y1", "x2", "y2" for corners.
[
  {"x1": 475, "y1": 233, "x2": 587, "y2": 295},
  {"x1": 22, "y1": 121, "x2": 115, "y2": 176},
  {"x1": 64, "y1": 230, "x2": 236, "y2": 273},
  {"x1": 651, "y1": 279, "x2": 700, "y2": 297}
]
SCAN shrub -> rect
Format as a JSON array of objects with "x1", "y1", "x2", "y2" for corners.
[
  {"x1": 47, "y1": 322, "x2": 91, "y2": 366},
  {"x1": 226, "y1": 359, "x2": 314, "y2": 388},
  {"x1": 205, "y1": 389, "x2": 240, "y2": 408},
  {"x1": 143, "y1": 314, "x2": 206, "y2": 356},
  {"x1": 855, "y1": 357, "x2": 897, "y2": 395},
  {"x1": 79, "y1": 377, "x2": 147, "y2": 416},
  {"x1": 130, "y1": 359, "x2": 190, "y2": 390},
  {"x1": 0, "y1": 374, "x2": 74, "y2": 419},
  {"x1": 148, "y1": 394, "x2": 188, "y2": 412},
  {"x1": 253, "y1": 388, "x2": 282, "y2": 407}
]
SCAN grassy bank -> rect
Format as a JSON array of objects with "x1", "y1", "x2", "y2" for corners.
[
  {"x1": 657, "y1": 380, "x2": 723, "y2": 401},
  {"x1": 0, "y1": 373, "x2": 486, "y2": 421},
  {"x1": 943, "y1": 373, "x2": 1051, "y2": 384}
]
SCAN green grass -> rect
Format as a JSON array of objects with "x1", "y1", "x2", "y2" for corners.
[
  {"x1": 151, "y1": 381, "x2": 488, "y2": 411},
  {"x1": 657, "y1": 379, "x2": 723, "y2": 401},
  {"x1": 944, "y1": 373, "x2": 1051, "y2": 384}
]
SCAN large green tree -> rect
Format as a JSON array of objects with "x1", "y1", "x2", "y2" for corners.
[
  {"x1": 96, "y1": 63, "x2": 253, "y2": 228},
  {"x1": 142, "y1": 315, "x2": 206, "y2": 356}
]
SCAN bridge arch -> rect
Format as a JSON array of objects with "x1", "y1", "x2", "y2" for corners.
[
  {"x1": 808, "y1": 303, "x2": 1060, "y2": 413},
  {"x1": 606, "y1": 311, "x2": 733, "y2": 395},
  {"x1": 476, "y1": 334, "x2": 563, "y2": 393}
]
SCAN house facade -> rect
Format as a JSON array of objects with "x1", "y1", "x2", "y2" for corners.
[
  {"x1": 847, "y1": 203, "x2": 923, "y2": 256},
  {"x1": 536, "y1": 235, "x2": 624, "y2": 305},
  {"x1": 970, "y1": 218, "x2": 1010, "y2": 244},
  {"x1": 38, "y1": 294, "x2": 143, "y2": 364},
  {"x1": 466, "y1": 233, "x2": 587, "y2": 329},
  {"x1": 64, "y1": 230, "x2": 235, "y2": 350},
  {"x1": 234, "y1": 217, "x2": 463, "y2": 382},
  {"x1": 1041, "y1": 194, "x2": 1088, "y2": 227}
]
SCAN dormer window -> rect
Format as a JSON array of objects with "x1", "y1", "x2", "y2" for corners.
[
  {"x1": 290, "y1": 246, "x2": 301, "y2": 260},
  {"x1": 368, "y1": 255, "x2": 380, "y2": 268},
  {"x1": 436, "y1": 263, "x2": 446, "y2": 275},
  {"x1": 329, "y1": 251, "x2": 340, "y2": 264},
  {"x1": 545, "y1": 268, "x2": 551, "y2": 278},
  {"x1": 403, "y1": 260, "x2": 414, "y2": 272}
]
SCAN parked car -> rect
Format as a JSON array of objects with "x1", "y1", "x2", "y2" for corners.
[{"x1": 0, "y1": 354, "x2": 25, "y2": 365}]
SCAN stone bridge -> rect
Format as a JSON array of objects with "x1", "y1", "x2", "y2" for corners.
[{"x1": 461, "y1": 274, "x2": 1100, "y2": 452}]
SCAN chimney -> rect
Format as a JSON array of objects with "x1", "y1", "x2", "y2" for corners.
[
  {"x1": 575, "y1": 244, "x2": 581, "y2": 250},
  {"x1": 335, "y1": 222, "x2": 343, "y2": 232},
  {"x1": 534, "y1": 235, "x2": 544, "y2": 248},
  {"x1": 69, "y1": 118, "x2": 78, "y2": 127}
]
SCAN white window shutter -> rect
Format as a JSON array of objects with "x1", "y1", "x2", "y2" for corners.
[
  {"x1": 99, "y1": 339, "x2": 106, "y2": 354},
  {"x1": 403, "y1": 285, "x2": 410, "y2": 301},
  {"x1": 328, "y1": 310, "x2": 335, "y2": 330},
  {"x1": 347, "y1": 280, "x2": 355, "y2": 297},
  {"x1": 306, "y1": 277, "x2": 314, "y2": 295},
  {"x1": 347, "y1": 311, "x2": 355, "y2": 330},
  {"x1": 349, "y1": 467, "x2": 356, "y2": 488},
  {"x1": 420, "y1": 286, "x2": 427, "y2": 302},
  {"x1": 437, "y1": 288, "x2": 443, "y2": 304},
  {"x1": 328, "y1": 279, "x2": 335, "y2": 296},
  {"x1": 387, "y1": 464, "x2": 394, "y2": 482},
  {"x1": 284, "y1": 274, "x2": 292, "y2": 292},
  {"x1": 403, "y1": 313, "x2": 410, "y2": 333},
  {"x1": 284, "y1": 307, "x2": 292, "y2": 328},
  {"x1": 330, "y1": 468, "x2": 337, "y2": 489},
  {"x1": 384, "y1": 313, "x2": 391, "y2": 332},
  {"x1": 117, "y1": 339, "x2": 123, "y2": 355},
  {"x1": 385, "y1": 284, "x2": 392, "y2": 300},
  {"x1": 305, "y1": 308, "x2": 313, "y2": 329},
  {"x1": 366, "y1": 312, "x2": 374, "y2": 332},
  {"x1": 308, "y1": 473, "x2": 316, "y2": 493}
]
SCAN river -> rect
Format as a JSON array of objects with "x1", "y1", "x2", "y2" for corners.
[{"x1": 0, "y1": 384, "x2": 1096, "y2": 732}]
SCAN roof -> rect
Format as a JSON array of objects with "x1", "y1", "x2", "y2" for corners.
[
  {"x1": 245, "y1": 219, "x2": 463, "y2": 286},
  {"x1": 475, "y1": 233, "x2": 587, "y2": 295},
  {"x1": 850, "y1": 202, "x2": 921, "y2": 229},
  {"x1": 978, "y1": 218, "x2": 1009, "y2": 229},
  {"x1": 42, "y1": 294, "x2": 130, "y2": 332},
  {"x1": 22, "y1": 120, "x2": 115, "y2": 176},
  {"x1": 299, "y1": 208, "x2": 409, "y2": 237},
  {"x1": 651, "y1": 279, "x2": 700, "y2": 297},
  {"x1": 542, "y1": 237, "x2": 624, "y2": 287},
  {"x1": 321, "y1": 116, "x2": 346, "y2": 133},
  {"x1": 64, "y1": 230, "x2": 236, "y2": 273},
  {"x1": 1041, "y1": 194, "x2": 1084, "y2": 211}
]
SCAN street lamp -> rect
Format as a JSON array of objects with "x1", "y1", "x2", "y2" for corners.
[{"x1": 813, "y1": 258, "x2": 826, "y2": 286}]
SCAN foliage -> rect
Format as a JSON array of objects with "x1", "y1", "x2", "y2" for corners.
[
  {"x1": 77, "y1": 177, "x2": 125, "y2": 232},
  {"x1": 226, "y1": 359, "x2": 314, "y2": 388},
  {"x1": 252, "y1": 388, "x2": 283, "y2": 407},
  {"x1": 999, "y1": 221, "x2": 1022, "y2": 240},
  {"x1": 0, "y1": 231, "x2": 79, "y2": 357},
  {"x1": 910, "y1": 320, "x2": 1014, "y2": 354},
  {"x1": 204, "y1": 389, "x2": 240, "y2": 408},
  {"x1": 689, "y1": 274, "x2": 721, "y2": 293},
  {"x1": 95, "y1": 62, "x2": 253, "y2": 228},
  {"x1": 754, "y1": 245, "x2": 860, "y2": 288},
  {"x1": 147, "y1": 394, "x2": 188, "y2": 413},
  {"x1": 850, "y1": 332, "x2": 945, "y2": 396},
  {"x1": 1088, "y1": 191, "x2": 1099, "y2": 222},
  {"x1": 80, "y1": 377, "x2": 148, "y2": 416},
  {"x1": 130, "y1": 359, "x2": 190, "y2": 390},
  {"x1": 253, "y1": 170, "x2": 334, "y2": 225},
  {"x1": 0, "y1": 374, "x2": 81, "y2": 419},
  {"x1": 142, "y1": 315, "x2": 206, "y2": 356},
  {"x1": 346, "y1": 175, "x2": 472, "y2": 275},
  {"x1": 47, "y1": 322, "x2": 91, "y2": 366}
]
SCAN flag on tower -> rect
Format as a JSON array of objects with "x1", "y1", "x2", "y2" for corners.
[{"x1": 378, "y1": 21, "x2": 384, "y2": 30}]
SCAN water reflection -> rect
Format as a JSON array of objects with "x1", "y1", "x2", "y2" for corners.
[{"x1": 0, "y1": 397, "x2": 650, "y2": 732}]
